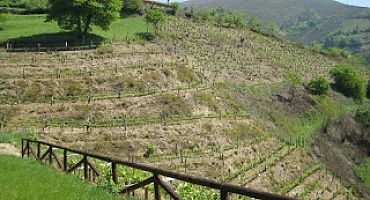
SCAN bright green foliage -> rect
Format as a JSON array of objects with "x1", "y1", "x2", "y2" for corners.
[
  {"x1": 313, "y1": 43, "x2": 322, "y2": 52},
  {"x1": 330, "y1": 65, "x2": 366, "y2": 101},
  {"x1": 248, "y1": 16, "x2": 261, "y2": 30},
  {"x1": 0, "y1": 13, "x2": 9, "y2": 29},
  {"x1": 222, "y1": 11, "x2": 246, "y2": 28},
  {"x1": 177, "y1": 183, "x2": 219, "y2": 200},
  {"x1": 122, "y1": 0, "x2": 143, "y2": 15},
  {"x1": 145, "y1": 8, "x2": 166, "y2": 33},
  {"x1": 266, "y1": 22, "x2": 277, "y2": 34},
  {"x1": 329, "y1": 47, "x2": 341, "y2": 57},
  {"x1": 355, "y1": 157, "x2": 370, "y2": 191},
  {"x1": 0, "y1": 155, "x2": 128, "y2": 200},
  {"x1": 355, "y1": 106, "x2": 370, "y2": 127},
  {"x1": 46, "y1": 0, "x2": 122, "y2": 35},
  {"x1": 307, "y1": 76, "x2": 329, "y2": 95},
  {"x1": 169, "y1": 2, "x2": 180, "y2": 15},
  {"x1": 283, "y1": 71, "x2": 302, "y2": 99}
]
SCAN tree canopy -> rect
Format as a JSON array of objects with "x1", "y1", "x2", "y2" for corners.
[
  {"x1": 0, "y1": 13, "x2": 9, "y2": 29},
  {"x1": 46, "y1": 0, "x2": 122, "y2": 35},
  {"x1": 145, "y1": 8, "x2": 166, "y2": 33}
]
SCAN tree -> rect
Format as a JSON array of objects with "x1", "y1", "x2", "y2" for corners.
[
  {"x1": 0, "y1": 13, "x2": 9, "y2": 29},
  {"x1": 307, "y1": 76, "x2": 329, "y2": 95},
  {"x1": 266, "y1": 22, "x2": 277, "y2": 34},
  {"x1": 168, "y1": 2, "x2": 180, "y2": 16},
  {"x1": 330, "y1": 65, "x2": 366, "y2": 102},
  {"x1": 248, "y1": 16, "x2": 261, "y2": 30},
  {"x1": 46, "y1": 0, "x2": 122, "y2": 36},
  {"x1": 145, "y1": 8, "x2": 166, "y2": 34},
  {"x1": 283, "y1": 71, "x2": 302, "y2": 100},
  {"x1": 122, "y1": 0, "x2": 143, "y2": 15},
  {"x1": 313, "y1": 42, "x2": 322, "y2": 52}
]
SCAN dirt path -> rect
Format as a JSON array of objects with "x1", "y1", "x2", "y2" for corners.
[{"x1": 0, "y1": 143, "x2": 20, "y2": 157}]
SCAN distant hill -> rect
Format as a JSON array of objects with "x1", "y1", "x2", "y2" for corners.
[{"x1": 183, "y1": 0, "x2": 370, "y2": 56}]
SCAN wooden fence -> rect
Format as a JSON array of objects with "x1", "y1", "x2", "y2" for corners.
[{"x1": 21, "y1": 139, "x2": 296, "y2": 200}]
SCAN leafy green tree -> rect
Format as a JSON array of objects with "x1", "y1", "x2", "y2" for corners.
[
  {"x1": 283, "y1": 71, "x2": 302, "y2": 100},
  {"x1": 248, "y1": 16, "x2": 261, "y2": 30},
  {"x1": 145, "y1": 8, "x2": 166, "y2": 34},
  {"x1": 330, "y1": 65, "x2": 366, "y2": 102},
  {"x1": 169, "y1": 2, "x2": 180, "y2": 15},
  {"x1": 0, "y1": 13, "x2": 9, "y2": 29},
  {"x1": 266, "y1": 22, "x2": 277, "y2": 34},
  {"x1": 328, "y1": 47, "x2": 341, "y2": 57},
  {"x1": 355, "y1": 106, "x2": 370, "y2": 127},
  {"x1": 122, "y1": 0, "x2": 143, "y2": 15},
  {"x1": 46, "y1": 0, "x2": 122, "y2": 36},
  {"x1": 313, "y1": 43, "x2": 322, "y2": 52},
  {"x1": 307, "y1": 76, "x2": 329, "y2": 95}
]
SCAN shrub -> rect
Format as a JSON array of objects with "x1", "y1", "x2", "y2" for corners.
[
  {"x1": 96, "y1": 44, "x2": 114, "y2": 54},
  {"x1": 307, "y1": 76, "x2": 329, "y2": 95},
  {"x1": 0, "y1": 13, "x2": 9, "y2": 29},
  {"x1": 167, "y1": 3, "x2": 180, "y2": 16},
  {"x1": 355, "y1": 106, "x2": 370, "y2": 127},
  {"x1": 330, "y1": 65, "x2": 366, "y2": 101},
  {"x1": 122, "y1": 0, "x2": 143, "y2": 15}
]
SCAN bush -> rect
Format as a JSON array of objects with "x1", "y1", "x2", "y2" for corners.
[
  {"x1": 330, "y1": 65, "x2": 366, "y2": 101},
  {"x1": 307, "y1": 76, "x2": 329, "y2": 95},
  {"x1": 96, "y1": 44, "x2": 114, "y2": 54},
  {"x1": 355, "y1": 106, "x2": 370, "y2": 127},
  {"x1": 122, "y1": 0, "x2": 143, "y2": 15},
  {"x1": 0, "y1": 13, "x2": 9, "y2": 29}
]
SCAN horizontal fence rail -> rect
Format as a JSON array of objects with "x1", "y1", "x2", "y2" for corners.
[{"x1": 21, "y1": 139, "x2": 297, "y2": 200}]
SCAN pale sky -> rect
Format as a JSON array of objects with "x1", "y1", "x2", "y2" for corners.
[{"x1": 332, "y1": 0, "x2": 370, "y2": 7}]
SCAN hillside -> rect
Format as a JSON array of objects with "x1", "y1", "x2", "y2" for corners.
[
  {"x1": 182, "y1": 0, "x2": 370, "y2": 57},
  {"x1": 0, "y1": 11, "x2": 369, "y2": 199}
]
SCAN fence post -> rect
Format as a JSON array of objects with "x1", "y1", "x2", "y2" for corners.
[
  {"x1": 37, "y1": 142, "x2": 41, "y2": 160},
  {"x1": 83, "y1": 156, "x2": 89, "y2": 180},
  {"x1": 154, "y1": 173, "x2": 161, "y2": 200},
  {"x1": 63, "y1": 149, "x2": 68, "y2": 172},
  {"x1": 49, "y1": 146, "x2": 53, "y2": 165},
  {"x1": 27, "y1": 140, "x2": 30, "y2": 158},
  {"x1": 221, "y1": 188, "x2": 229, "y2": 200},
  {"x1": 21, "y1": 139, "x2": 24, "y2": 158},
  {"x1": 112, "y1": 162, "x2": 118, "y2": 184}
]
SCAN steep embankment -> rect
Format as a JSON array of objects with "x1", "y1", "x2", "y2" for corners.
[{"x1": 312, "y1": 116, "x2": 370, "y2": 198}]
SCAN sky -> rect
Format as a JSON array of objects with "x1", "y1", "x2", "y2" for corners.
[
  {"x1": 152, "y1": 0, "x2": 370, "y2": 8},
  {"x1": 334, "y1": 0, "x2": 370, "y2": 8}
]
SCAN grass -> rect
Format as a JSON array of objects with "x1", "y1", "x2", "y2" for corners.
[
  {"x1": 0, "y1": 155, "x2": 131, "y2": 200},
  {"x1": 0, "y1": 14, "x2": 154, "y2": 45},
  {"x1": 0, "y1": 130, "x2": 37, "y2": 148},
  {"x1": 355, "y1": 157, "x2": 370, "y2": 192}
]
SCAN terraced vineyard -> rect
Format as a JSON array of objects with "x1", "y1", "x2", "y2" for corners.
[{"x1": 0, "y1": 16, "x2": 363, "y2": 199}]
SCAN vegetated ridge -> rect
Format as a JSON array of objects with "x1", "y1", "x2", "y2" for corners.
[
  {"x1": 183, "y1": 0, "x2": 370, "y2": 58},
  {"x1": 0, "y1": 5, "x2": 370, "y2": 199}
]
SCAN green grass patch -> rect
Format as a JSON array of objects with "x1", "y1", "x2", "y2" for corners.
[
  {"x1": 0, "y1": 130, "x2": 37, "y2": 148},
  {"x1": 0, "y1": 155, "x2": 130, "y2": 200},
  {"x1": 355, "y1": 157, "x2": 370, "y2": 192},
  {"x1": 0, "y1": 14, "x2": 154, "y2": 46}
]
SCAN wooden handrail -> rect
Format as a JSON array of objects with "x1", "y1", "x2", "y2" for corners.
[{"x1": 22, "y1": 139, "x2": 297, "y2": 200}]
